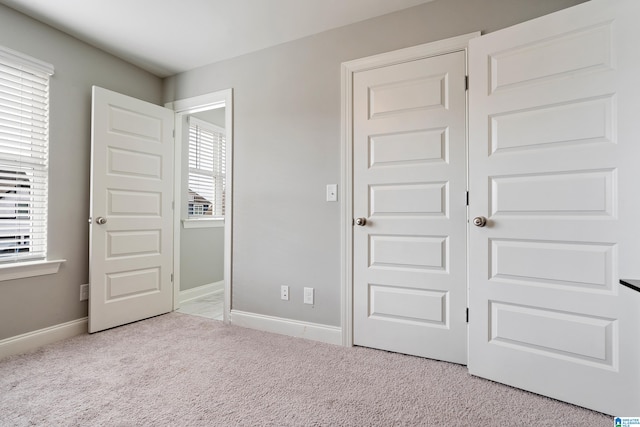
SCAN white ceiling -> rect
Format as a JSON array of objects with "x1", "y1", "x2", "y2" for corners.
[{"x1": 0, "y1": 0, "x2": 435, "y2": 78}]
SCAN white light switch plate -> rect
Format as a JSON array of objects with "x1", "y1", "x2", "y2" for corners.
[
  {"x1": 304, "y1": 287, "x2": 314, "y2": 305},
  {"x1": 326, "y1": 184, "x2": 338, "y2": 202}
]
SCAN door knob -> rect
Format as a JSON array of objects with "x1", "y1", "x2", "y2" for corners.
[
  {"x1": 473, "y1": 216, "x2": 487, "y2": 227},
  {"x1": 355, "y1": 217, "x2": 367, "y2": 226},
  {"x1": 95, "y1": 217, "x2": 107, "y2": 225}
]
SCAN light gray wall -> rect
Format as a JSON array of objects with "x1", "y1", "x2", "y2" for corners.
[
  {"x1": 0, "y1": 4, "x2": 163, "y2": 340},
  {"x1": 180, "y1": 227, "x2": 224, "y2": 291},
  {"x1": 163, "y1": 0, "x2": 588, "y2": 327}
]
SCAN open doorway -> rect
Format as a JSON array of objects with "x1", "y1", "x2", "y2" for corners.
[{"x1": 166, "y1": 89, "x2": 233, "y2": 323}]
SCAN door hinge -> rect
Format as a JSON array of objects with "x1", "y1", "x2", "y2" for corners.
[
  {"x1": 465, "y1": 75, "x2": 469, "y2": 91},
  {"x1": 171, "y1": 273, "x2": 174, "y2": 283},
  {"x1": 466, "y1": 307, "x2": 469, "y2": 323},
  {"x1": 172, "y1": 129, "x2": 175, "y2": 138},
  {"x1": 466, "y1": 191, "x2": 469, "y2": 206},
  {"x1": 172, "y1": 201, "x2": 175, "y2": 210}
]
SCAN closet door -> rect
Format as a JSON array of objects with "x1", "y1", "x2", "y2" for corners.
[
  {"x1": 468, "y1": 0, "x2": 640, "y2": 415},
  {"x1": 353, "y1": 50, "x2": 468, "y2": 364}
]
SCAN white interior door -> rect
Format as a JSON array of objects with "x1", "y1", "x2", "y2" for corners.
[
  {"x1": 468, "y1": 0, "x2": 640, "y2": 415},
  {"x1": 353, "y1": 50, "x2": 468, "y2": 363},
  {"x1": 89, "y1": 86, "x2": 175, "y2": 333}
]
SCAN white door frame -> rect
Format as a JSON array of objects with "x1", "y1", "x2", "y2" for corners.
[
  {"x1": 340, "y1": 33, "x2": 479, "y2": 347},
  {"x1": 165, "y1": 89, "x2": 234, "y2": 323}
]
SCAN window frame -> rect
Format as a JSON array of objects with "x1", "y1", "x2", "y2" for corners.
[
  {"x1": 0, "y1": 45, "x2": 64, "y2": 280},
  {"x1": 184, "y1": 116, "x2": 226, "y2": 226}
]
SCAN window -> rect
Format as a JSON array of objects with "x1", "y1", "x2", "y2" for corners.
[
  {"x1": 0, "y1": 46, "x2": 54, "y2": 263},
  {"x1": 187, "y1": 116, "x2": 225, "y2": 219}
]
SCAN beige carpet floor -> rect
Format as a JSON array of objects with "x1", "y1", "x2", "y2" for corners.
[{"x1": 0, "y1": 312, "x2": 611, "y2": 426}]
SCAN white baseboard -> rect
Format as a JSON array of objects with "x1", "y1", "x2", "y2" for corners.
[
  {"x1": 0, "y1": 317, "x2": 88, "y2": 360},
  {"x1": 230, "y1": 310, "x2": 342, "y2": 345},
  {"x1": 179, "y1": 280, "x2": 224, "y2": 305}
]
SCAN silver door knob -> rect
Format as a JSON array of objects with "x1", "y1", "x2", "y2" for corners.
[
  {"x1": 473, "y1": 216, "x2": 487, "y2": 227},
  {"x1": 95, "y1": 217, "x2": 107, "y2": 225},
  {"x1": 355, "y1": 217, "x2": 367, "y2": 226}
]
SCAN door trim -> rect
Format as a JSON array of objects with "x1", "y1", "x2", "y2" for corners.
[
  {"x1": 340, "y1": 32, "x2": 479, "y2": 346},
  {"x1": 165, "y1": 89, "x2": 234, "y2": 324}
]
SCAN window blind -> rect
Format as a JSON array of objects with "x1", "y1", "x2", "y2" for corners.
[
  {"x1": 0, "y1": 46, "x2": 53, "y2": 262},
  {"x1": 188, "y1": 117, "x2": 225, "y2": 218}
]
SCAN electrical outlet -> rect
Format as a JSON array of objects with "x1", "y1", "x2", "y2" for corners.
[
  {"x1": 304, "y1": 287, "x2": 314, "y2": 305},
  {"x1": 80, "y1": 284, "x2": 89, "y2": 301},
  {"x1": 280, "y1": 285, "x2": 289, "y2": 301}
]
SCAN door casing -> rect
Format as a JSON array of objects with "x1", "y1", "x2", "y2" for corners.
[
  {"x1": 165, "y1": 89, "x2": 234, "y2": 324},
  {"x1": 340, "y1": 33, "x2": 480, "y2": 346}
]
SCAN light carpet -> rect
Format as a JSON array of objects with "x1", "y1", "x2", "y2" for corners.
[{"x1": 0, "y1": 313, "x2": 611, "y2": 426}]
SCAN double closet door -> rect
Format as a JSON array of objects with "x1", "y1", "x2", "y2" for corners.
[{"x1": 352, "y1": 0, "x2": 640, "y2": 416}]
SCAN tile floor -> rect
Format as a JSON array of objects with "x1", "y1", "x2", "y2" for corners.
[{"x1": 176, "y1": 291, "x2": 224, "y2": 321}]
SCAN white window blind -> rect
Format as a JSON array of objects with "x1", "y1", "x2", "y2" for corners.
[
  {"x1": 0, "y1": 46, "x2": 53, "y2": 262},
  {"x1": 188, "y1": 117, "x2": 225, "y2": 218}
]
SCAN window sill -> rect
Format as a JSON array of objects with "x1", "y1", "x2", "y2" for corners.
[
  {"x1": 182, "y1": 218, "x2": 224, "y2": 229},
  {"x1": 0, "y1": 259, "x2": 66, "y2": 282}
]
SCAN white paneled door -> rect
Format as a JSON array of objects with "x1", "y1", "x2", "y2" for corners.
[
  {"x1": 89, "y1": 86, "x2": 175, "y2": 333},
  {"x1": 353, "y1": 51, "x2": 468, "y2": 364},
  {"x1": 468, "y1": 0, "x2": 640, "y2": 415}
]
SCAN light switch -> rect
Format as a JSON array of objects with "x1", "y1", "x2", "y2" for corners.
[
  {"x1": 304, "y1": 287, "x2": 314, "y2": 305},
  {"x1": 326, "y1": 184, "x2": 338, "y2": 202}
]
